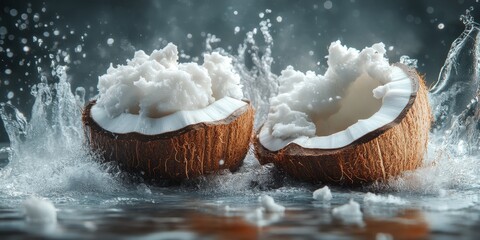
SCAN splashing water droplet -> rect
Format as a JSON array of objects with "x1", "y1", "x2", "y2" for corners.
[
  {"x1": 324, "y1": 1, "x2": 333, "y2": 10},
  {"x1": 107, "y1": 38, "x2": 114, "y2": 46},
  {"x1": 399, "y1": 55, "x2": 418, "y2": 68},
  {"x1": 75, "y1": 45, "x2": 82, "y2": 53}
]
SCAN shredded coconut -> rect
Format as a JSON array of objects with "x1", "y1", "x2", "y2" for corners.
[
  {"x1": 96, "y1": 43, "x2": 243, "y2": 118},
  {"x1": 259, "y1": 195, "x2": 286, "y2": 213},
  {"x1": 266, "y1": 41, "x2": 393, "y2": 139},
  {"x1": 22, "y1": 197, "x2": 57, "y2": 223},
  {"x1": 313, "y1": 186, "x2": 333, "y2": 201},
  {"x1": 332, "y1": 199, "x2": 362, "y2": 217}
]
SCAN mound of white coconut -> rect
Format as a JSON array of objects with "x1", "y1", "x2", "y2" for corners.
[
  {"x1": 82, "y1": 43, "x2": 254, "y2": 180},
  {"x1": 254, "y1": 41, "x2": 431, "y2": 185}
]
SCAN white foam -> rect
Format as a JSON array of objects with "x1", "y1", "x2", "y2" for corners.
[
  {"x1": 363, "y1": 192, "x2": 407, "y2": 205},
  {"x1": 259, "y1": 195, "x2": 285, "y2": 213},
  {"x1": 332, "y1": 199, "x2": 363, "y2": 219},
  {"x1": 312, "y1": 186, "x2": 332, "y2": 201},
  {"x1": 22, "y1": 197, "x2": 57, "y2": 224}
]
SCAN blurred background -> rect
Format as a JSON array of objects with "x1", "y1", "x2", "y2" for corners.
[{"x1": 0, "y1": 0, "x2": 478, "y2": 142}]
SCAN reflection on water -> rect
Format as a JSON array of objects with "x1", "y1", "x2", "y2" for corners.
[{"x1": 1, "y1": 2, "x2": 480, "y2": 240}]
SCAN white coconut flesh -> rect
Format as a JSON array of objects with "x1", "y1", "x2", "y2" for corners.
[
  {"x1": 91, "y1": 96, "x2": 247, "y2": 135},
  {"x1": 259, "y1": 41, "x2": 415, "y2": 151},
  {"x1": 90, "y1": 42, "x2": 246, "y2": 135}
]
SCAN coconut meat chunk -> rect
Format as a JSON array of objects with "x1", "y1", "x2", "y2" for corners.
[
  {"x1": 259, "y1": 42, "x2": 415, "y2": 152},
  {"x1": 91, "y1": 96, "x2": 247, "y2": 135}
]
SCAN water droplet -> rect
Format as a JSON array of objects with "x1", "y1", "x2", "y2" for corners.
[
  {"x1": 309, "y1": 50, "x2": 314, "y2": 56},
  {"x1": 75, "y1": 45, "x2": 82, "y2": 53},
  {"x1": 33, "y1": 13, "x2": 40, "y2": 22},
  {"x1": 187, "y1": 33, "x2": 192, "y2": 39},
  {"x1": 21, "y1": 13, "x2": 28, "y2": 20},
  {"x1": 107, "y1": 38, "x2": 114, "y2": 46},
  {"x1": 219, "y1": 159, "x2": 225, "y2": 165},
  {"x1": 276, "y1": 16, "x2": 283, "y2": 22},
  {"x1": 53, "y1": 30, "x2": 60, "y2": 36},
  {"x1": 9, "y1": 9, "x2": 18, "y2": 17},
  {"x1": 0, "y1": 26, "x2": 7, "y2": 35},
  {"x1": 438, "y1": 23, "x2": 445, "y2": 30},
  {"x1": 324, "y1": 1, "x2": 333, "y2": 10},
  {"x1": 233, "y1": 10, "x2": 238, "y2": 15},
  {"x1": 426, "y1": 6, "x2": 434, "y2": 14},
  {"x1": 22, "y1": 46, "x2": 29, "y2": 52},
  {"x1": 43, "y1": 31, "x2": 50, "y2": 37},
  {"x1": 7, "y1": 91, "x2": 14, "y2": 99},
  {"x1": 5, "y1": 69, "x2": 12, "y2": 75},
  {"x1": 234, "y1": 26, "x2": 240, "y2": 34},
  {"x1": 259, "y1": 12, "x2": 265, "y2": 18},
  {"x1": 388, "y1": 46, "x2": 394, "y2": 51}
]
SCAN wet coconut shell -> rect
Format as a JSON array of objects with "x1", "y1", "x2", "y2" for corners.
[
  {"x1": 82, "y1": 101, "x2": 254, "y2": 181},
  {"x1": 254, "y1": 65, "x2": 432, "y2": 185}
]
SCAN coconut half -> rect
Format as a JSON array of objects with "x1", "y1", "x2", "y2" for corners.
[
  {"x1": 82, "y1": 43, "x2": 254, "y2": 181},
  {"x1": 83, "y1": 97, "x2": 253, "y2": 180},
  {"x1": 254, "y1": 42, "x2": 431, "y2": 185}
]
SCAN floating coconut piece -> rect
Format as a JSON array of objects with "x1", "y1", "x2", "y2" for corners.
[
  {"x1": 254, "y1": 41, "x2": 431, "y2": 185},
  {"x1": 82, "y1": 43, "x2": 254, "y2": 181}
]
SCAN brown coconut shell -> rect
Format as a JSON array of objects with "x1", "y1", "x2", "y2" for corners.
[
  {"x1": 82, "y1": 100, "x2": 254, "y2": 181},
  {"x1": 254, "y1": 64, "x2": 432, "y2": 185}
]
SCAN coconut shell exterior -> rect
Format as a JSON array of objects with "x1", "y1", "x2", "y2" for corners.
[
  {"x1": 82, "y1": 101, "x2": 254, "y2": 181},
  {"x1": 254, "y1": 64, "x2": 432, "y2": 185}
]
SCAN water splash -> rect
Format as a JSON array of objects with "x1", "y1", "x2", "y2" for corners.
[
  {"x1": 235, "y1": 20, "x2": 279, "y2": 129},
  {"x1": 378, "y1": 9, "x2": 480, "y2": 194},
  {"x1": 430, "y1": 10, "x2": 480, "y2": 132},
  {"x1": 205, "y1": 19, "x2": 278, "y2": 129},
  {"x1": 0, "y1": 66, "x2": 124, "y2": 200},
  {"x1": 428, "y1": 8, "x2": 480, "y2": 155}
]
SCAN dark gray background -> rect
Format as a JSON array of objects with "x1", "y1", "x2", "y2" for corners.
[{"x1": 0, "y1": 0, "x2": 478, "y2": 143}]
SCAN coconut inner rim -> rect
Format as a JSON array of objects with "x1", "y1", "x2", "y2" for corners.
[
  {"x1": 90, "y1": 96, "x2": 247, "y2": 135},
  {"x1": 259, "y1": 66, "x2": 414, "y2": 151}
]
